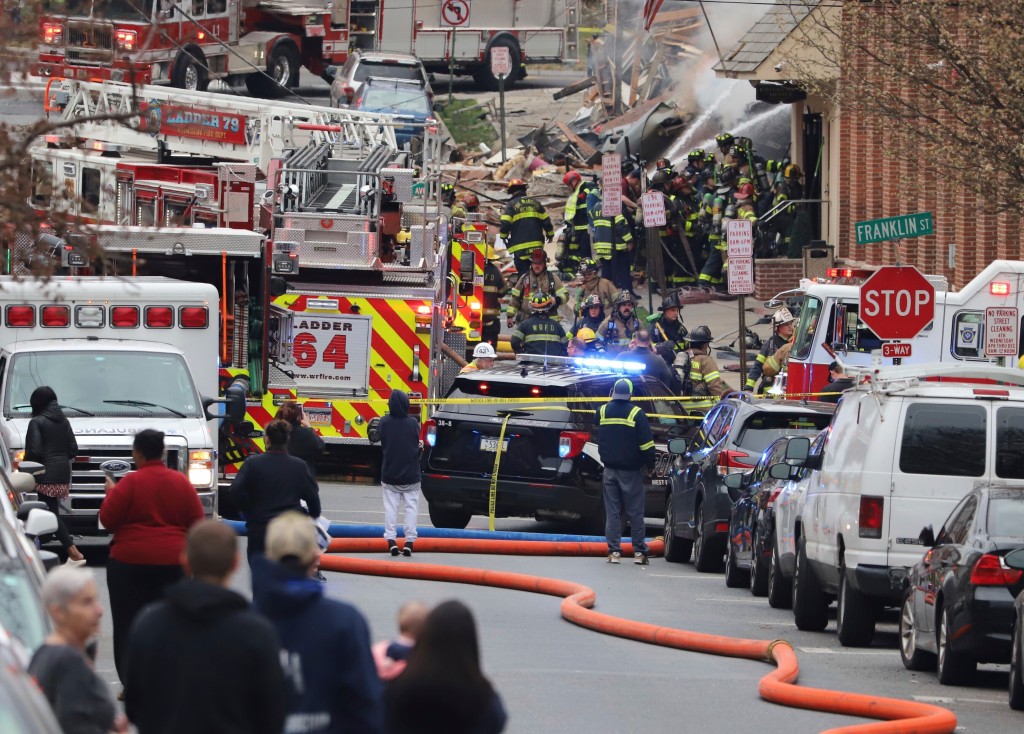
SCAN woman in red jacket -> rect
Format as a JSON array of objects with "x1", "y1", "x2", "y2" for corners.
[{"x1": 99, "y1": 429, "x2": 204, "y2": 686}]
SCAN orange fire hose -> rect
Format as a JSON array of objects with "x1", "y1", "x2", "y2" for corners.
[{"x1": 319, "y1": 539, "x2": 957, "y2": 734}]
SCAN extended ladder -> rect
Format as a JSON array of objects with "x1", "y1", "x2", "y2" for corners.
[{"x1": 44, "y1": 79, "x2": 399, "y2": 170}]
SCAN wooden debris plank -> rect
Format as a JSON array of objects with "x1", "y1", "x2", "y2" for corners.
[{"x1": 555, "y1": 120, "x2": 598, "y2": 159}]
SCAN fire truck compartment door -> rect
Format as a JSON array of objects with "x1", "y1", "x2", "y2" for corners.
[{"x1": 272, "y1": 308, "x2": 373, "y2": 395}]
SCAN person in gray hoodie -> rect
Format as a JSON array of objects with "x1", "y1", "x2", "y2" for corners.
[{"x1": 368, "y1": 390, "x2": 422, "y2": 556}]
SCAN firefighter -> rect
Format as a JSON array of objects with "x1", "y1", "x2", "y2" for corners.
[
  {"x1": 572, "y1": 294, "x2": 606, "y2": 336},
  {"x1": 746, "y1": 307, "x2": 796, "y2": 392},
  {"x1": 460, "y1": 342, "x2": 497, "y2": 373},
  {"x1": 650, "y1": 170, "x2": 698, "y2": 290},
  {"x1": 597, "y1": 290, "x2": 642, "y2": 355},
  {"x1": 575, "y1": 326, "x2": 605, "y2": 355},
  {"x1": 650, "y1": 291, "x2": 689, "y2": 361},
  {"x1": 507, "y1": 248, "x2": 568, "y2": 326},
  {"x1": 560, "y1": 171, "x2": 595, "y2": 271},
  {"x1": 762, "y1": 328, "x2": 796, "y2": 389},
  {"x1": 699, "y1": 174, "x2": 745, "y2": 287},
  {"x1": 587, "y1": 184, "x2": 634, "y2": 294},
  {"x1": 681, "y1": 325, "x2": 732, "y2": 412},
  {"x1": 573, "y1": 258, "x2": 617, "y2": 316},
  {"x1": 499, "y1": 179, "x2": 554, "y2": 274},
  {"x1": 510, "y1": 291, "x2": 568, "y2": 356},
  {"x1": 451, "y1": 192, "x2": 480, "y2": 220},
  {"x1": 481, "y1": 253, "x2": 506, "y2": 347},
  {"x1": 441, "y1": 182, "x2": 457, "y2": 210}
]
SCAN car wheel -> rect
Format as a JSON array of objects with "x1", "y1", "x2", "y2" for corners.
[
  {"x1": 767, "y1": 544, "x2": 793, "y2": 609},
  {"x1": 693, "y1": 503, "x2": 724, "y2": 573},
  {"x1": 427, "y1": 505, "x2": 471, "y2": 530},
  {"x1": 171, "y1": 50, "x2": 209, "y2": 91},
  {"x1": 1010, "y1": 619, "x2": 1024, "y2": 710},
  {"x1": 247, "y1": 43, "x2": 300, "y2": 98},
  {"x1": 724, "y1": 534, "x2": 749, "y2": 587},
  {"x1": 899, "y1": 591, "x2": 935, "y2": 671},
  {"x1": 837, "y1": 561, "x2": 876, "y2": 647},
  {"x1": 749, "y1": 525, "x2": 769, "y2": 597},
  {"x1": 937, "y1": 605, "x2": 976, "y2": 685},
  {"x1": 663, "y1": 493, "x2": 692, "y2": 563},
  {"x1": 792, "y1": 538, "x2": 829, "y2": 632}
]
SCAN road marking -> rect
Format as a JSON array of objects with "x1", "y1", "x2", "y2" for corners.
[
  {"x1": 913, "y1": 695, "x2": 1004, "y2": 706},
  {"x1": 797, "y1": 647, "x2": 895, "y2": 656}
]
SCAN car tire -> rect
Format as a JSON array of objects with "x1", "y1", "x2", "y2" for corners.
[
  {"x1": 1010, "y1": 619, "x2": 1024, "y2": 710},
  {"x1": 171, "y1": 49, "x2": 209, "y2": 91},
  {"x1": 899, "y1": 591, "x2": 935, "y2": 671},
  {"x1": 937, "y1": 605, "x2": 976, "y2": 685},
  {"x1": 749, "y1": 525, "x2": 769, "y2": 597},
  {"x1": 792, "y1": 538, "x2": 829, "y2": 632},
  {"x1": 693, "y1": 503, "x2": 724, "y2": 573},
  {"x1": 724, "y1": 534, "x2": 749, "y2": 587},
  {"x1": 247, "y1": 42, "x2": 300, "y2": 99},
  {"x1": 836, "y1": 561, "x2": 876, "y2": 647},
  {"x1": 427, "y1": 505, "x2": 471, "y2": 530},
  {"x1": 767, "y1": 544, "x2": 793, "y2": 609},
  {"x1": 663, "y1": 493, "x2": 692, "y2": 563}
]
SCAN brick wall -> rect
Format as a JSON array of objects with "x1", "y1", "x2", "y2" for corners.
[{"x1": 754, "y1": 259, "x2": 805, "y2": 301}]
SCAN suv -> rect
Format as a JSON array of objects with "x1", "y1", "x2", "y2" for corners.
[
  {"x1": 421, "y1": 357, "x2": 690, "y2": 531},
  {"x1": 788, "y1": 364, "x2": 1024, "y2": 647},
  {"x1": 329, "y1": 51, "x2": 431, "y2": 108},
  {"x1": 663, "y1": 395, "x2": 835, "y2": 572},
  {"x1": 350, "y1": 78, "x2": 433, "y2": 147}
]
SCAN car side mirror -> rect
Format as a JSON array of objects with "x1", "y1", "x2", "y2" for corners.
[
  {"x1": 17, "y1": 461, "x2": 45, "y2": 476},
  {"x1": 784, "y1": 437, "x2": 810, "y2": 462},
  {"x1": 831, "y1": 341, "x2": 848, "y2": 356},
  {"x1": 16, "y1": 500, "x2": 46, "y2": 522},
  {"x1": 10, "y1": 472, "x2": 37, "y2": 496},
  {"x1": 668, "y1": 438, "x2": 689, "y2": 455},
  {"x1": 722, "y1": 472, "x2": 745, "y2": 490},
  {"x1": 769, "y1": 463, "x2": 799, "y2": 481},
  {"x1": 919, "y1": 525, "x2": 935, "y2": 548},
  {"x1": 804, "y1": 453, "x2": 823, "y2": 471},
  {"x1": 204, "y1": 381, "x2": 247, "y2": 423},
  {"x1": 24, "y1": 508, "x2": 59, "y2": 538},
  {"x1": 1006, "y1": 547, "x2": 1024, "y2": 571}
]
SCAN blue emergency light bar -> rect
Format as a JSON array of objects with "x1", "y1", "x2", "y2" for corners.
[{"x1": 516, "y1": 354, "x2": 646, "y2": 373}]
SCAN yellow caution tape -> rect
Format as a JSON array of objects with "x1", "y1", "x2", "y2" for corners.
[{"x1": 488, "y1": 412, "x2": 514, "y2": 532}]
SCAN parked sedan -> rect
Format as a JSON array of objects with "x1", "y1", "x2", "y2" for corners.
[
  {"x1": 899, "y1": 484, "x2": 1024, "y2": 684},
  {"x1": 329, "y1": 50, "x2": 431, "y2": 108}
]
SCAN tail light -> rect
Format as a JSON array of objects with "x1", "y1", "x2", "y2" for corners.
[
  {"x1": 42, "y1": 22, "x2": 63, "y2": 46},
  {"x1": 970, "y1": 553, "x2": 1024, "y2": 586},
  {"x1": 558, "y1": 431, "x2": 589, "y2": 459},
  {"x1": 114, "y1": 30, "x2": 137, "y2": 52},
  {"x1": 343, "y1": 85, "x2": 355, "y2": 102},
  {"x1": 716, "y1": 449, "x2": 750, "y2": 476},
  {"x1": 858, "y1": 496, "x2": 884, "y2": 539},
  {"x1": 421, "y1": 419, "x2": 437, "y2": 447}
]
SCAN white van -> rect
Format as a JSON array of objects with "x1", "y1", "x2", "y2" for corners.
[{"x1": 790, "y1": 363, "x2": 1024, "y2": 647}]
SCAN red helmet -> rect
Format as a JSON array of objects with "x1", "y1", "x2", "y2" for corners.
[
  {"x1": 462, "y1": 194, "x2": 479, "y2": 210},
  {"x1": 506, "y1": 178, "x2": 527, "y2": 192},
  {"x1": 562, "y1": 171, "x2": 582, "y2": 188}
]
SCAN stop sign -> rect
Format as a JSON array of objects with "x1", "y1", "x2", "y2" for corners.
[{"x1": 859, "y1": 266, "x2": 935, "y2": 340}]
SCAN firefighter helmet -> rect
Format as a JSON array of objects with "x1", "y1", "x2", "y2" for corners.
[
  {"x1": 733, "y1": 183, "x2": 756, "y2": 200},
  {"x1": 659, "y1": 292, "x2": 682, "y2": 311},
  {"x1": 650, "y1": 169, "x2": 673, "y2": 188},
  {"x1": 772, "y1": 308, "x2": 796, "y2": 327},
  {"x1": 562, "y1": 171, "x2": 582, "y2": 189},
  {"x1": 529, "y1": 248, "x2": 548, "y2": 264},
  {"x1": 441, "y1": 182, "x2": 456, "y2": 204},
  {"x1": 576, "y1": 327, "x2": 598, "y2": 343},
  {"x1": 578, "y1": 257, "x2": 600, "y2": 276},
  {"x1": 614, "y1": 290, "x2": 636, "y2": 307},
  {"x1": 583, "y1": 293, "x2": 603, "y2": 310},
  {"x1": 687, "y1": 148, "x2": 706, "y2": 163},
  {"x1": 715, "y1": 132, "x2": 735, "y2": 149},
  {"x1": 462, "y1": 194, "x2": 480, "y2": 210},
  {"x1": 717, "y1": 166, "x2": 738, "y2": 187},
  {"x1": 473, "y1": 342, "x2": 497, "y2": 359},
  {"x1": 654, "y1": 157, "x2": 673, "y2": 170},
  {"x1": 688, "y1": 325, "x2": 713, "y2": 345},
  {"x1": 529, "y1": 291, "x2": 556, "y2": 313},
  {"x1": 506, "y1": 178, "x2": 527, "y2": 193},
  {"x1": 732, "y1": 145, "x2": 749, "y2": 160}
]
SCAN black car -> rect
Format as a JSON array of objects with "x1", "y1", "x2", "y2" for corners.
[
  {"x1": 421, "y1": 356, "x2": 691, "y2": 531},
  {"x1": 724, "y1": 435, "x2": 810, "y2": 600},
  {"x1": 1007, "y1": 547, "x2": 1024, "y2": 709},
  {"x1": 663, "y1": 395, "x2": 835, "y2": 572},
  {"x1": 899, "y1": 484, "x2": 1024, "y2": 685}
]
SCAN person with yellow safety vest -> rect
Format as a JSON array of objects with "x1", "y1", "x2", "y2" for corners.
[
  {"x1": 507, "y1": 249, "x2": 568, "y2": 326},
  {"x1": 450, "y1": 192, "x2": 480, "y2": 220},
  {"x1": 560, "y1": 171, "x2": 596, "y2": 272},
  {"x1": 499, "y1": 179, "x2": 554, "y2": 275},
  {"x1": 597, "y1": 290, "x2": 642, "y2": 355},
  {"x1": 573, "y1": 258, "x2": 617, "y2": 316},
  {"x1": 481, "y1": 254, "x2": 505, "y2": 347},
  {"x1": 460, "y1": 342, "x2": 497, "y2": 373},
  {"x1": 510, "y1": 292, "x2": 567, "y2": 356},
  {"x1": 679, "y1": 325, "x2": 731, "y2": 412},
  {"x1": 596, "y1": 378, "x2": 654, "y2": 565},
  {"x1": 587, "y1": 185, "x2": 634, "y2": 294},
  {"x1": 746, "y1": 307, "x2": 796, "y2": 392}
]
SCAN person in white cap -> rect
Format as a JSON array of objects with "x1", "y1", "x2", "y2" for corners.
[
  {"x1": 745, "y1": 307, "x2": 796, "y2": 392},
  {"x1": 461, "y1": 342, "x2": 497, "y2": 373}
]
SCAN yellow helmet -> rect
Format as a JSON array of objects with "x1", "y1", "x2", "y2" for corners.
[{"x1": 576, "y1": 327, "x2": 597, "y2": 343}]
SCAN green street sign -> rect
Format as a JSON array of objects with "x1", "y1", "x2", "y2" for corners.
[
  {"x1": 855, "y1": 212, "x2": 934, "y2": 245},
  {"x1": 412, "y1": 181, "x2": 426, "y2": 196}
]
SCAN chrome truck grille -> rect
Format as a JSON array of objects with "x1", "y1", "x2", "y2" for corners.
[
  {"x1": 69, "y1": 447, "x2": 183, "y2": 510},
  {"x1": 66, "y1": 22, "x2": 114, "y2": 65}
]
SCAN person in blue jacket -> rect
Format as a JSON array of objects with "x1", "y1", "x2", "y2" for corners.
[{"x1": 254, "y1": 512, "x2": 384, "y2": 734}]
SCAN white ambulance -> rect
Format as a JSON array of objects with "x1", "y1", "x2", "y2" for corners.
[{"x1": 0, "y1": 277, "x2": 237, "y2": 534}]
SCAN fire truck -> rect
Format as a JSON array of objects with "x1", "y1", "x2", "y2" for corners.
[
  {"x1": 28, "y1": 80, "x2": 486, "y2": 475},
  {"x1": 35, "y1": 0, "x2": 580, "y2": 96},
  {"x1": 784, "y1": 262, "x2": 1024, "y2": 398}
]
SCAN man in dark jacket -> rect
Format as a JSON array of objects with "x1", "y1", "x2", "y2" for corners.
[
  {"x1": 820, "y1": 361, "x2": 855, "y2": 403},
  {"x1": 124, "y1": 520, "x2": 286, "y2": 734},
  {"x1": 621, "y1": 329, "x2": 681, "y2": 394},
  {"x1": 499, "y1": 178, "x2": 554, "y2": 274},
  {"x1": 368, "y1": 391, "x2": 421, "y2": 556},
  {"x1": 255, "y1": 512, "x2": 384, "y2": 734},
  {"x1": 229, "y1": 419, "x2": 321, "y2": 565},
  {"x1": 596, "y1": 378, "x2": 655, "y2": 565}
]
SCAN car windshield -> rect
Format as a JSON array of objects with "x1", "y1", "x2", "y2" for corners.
[
  {"x1": 987, "y1": 494, "x2": 1024, "y2": 537},
  {"x1": 5, "y1": 351, "x2": 202, "y2": 419},
  {"x1": 792, "y1": 296, "x2": 821, "y2": 360},
  {"x1": 443, "y1": 381, "x2": 571, "y2": 422},
  {"x1": 360, "y1": 86, "x2": 430, "y2": 114},
  {"x1": 355, "y1": 62, "x2": 423, "y2": 83},
  {"x1": 0, "y1": 564, "x2": 47, "y2": 654},
  {"x1": 735, "y1": 411, "x2": 834, "y2": 456},
  {"x1": 47, "y1": 0, "x2": 154, "y2": 20}
]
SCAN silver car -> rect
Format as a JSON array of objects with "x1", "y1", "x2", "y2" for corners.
[{"x1": 329, "y1": 50, "x2": 430, "y2": 108}]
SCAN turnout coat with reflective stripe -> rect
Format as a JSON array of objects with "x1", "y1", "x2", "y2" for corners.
[
  {"x1": 499, "y1": 194, "x2": 554, "y2": 257},
  {"x1": 595, "y1": 399, "x2": 655, "y2": 470}
]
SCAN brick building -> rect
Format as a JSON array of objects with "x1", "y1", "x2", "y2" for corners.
[{"x1": 715, "y1": 2, "x2": 1019, "y2": 290}]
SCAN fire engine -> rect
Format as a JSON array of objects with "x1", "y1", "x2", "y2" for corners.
[
  {"x1": 27, "y1": 80, "x2": 487, "y2": 475},
  {"x1": 35, "y1": 0, "x2": 580, "y2": 96},
  {"x1": 784, "y1": 261, "x2": 1024, "y2": 398}
]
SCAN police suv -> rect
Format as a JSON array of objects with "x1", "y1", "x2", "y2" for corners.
[{"x1": 421, "y1": 355, "x2": 691, "y2": 531}]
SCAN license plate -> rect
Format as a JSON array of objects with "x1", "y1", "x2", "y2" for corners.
[
  {"x1": 303, "y1": 407, "x2": 332, "y2": 426},
  {"x1": 480, "y1": 437, "x2": 509, "y2": 452}
]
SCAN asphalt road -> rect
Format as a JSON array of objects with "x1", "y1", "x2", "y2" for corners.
[{"x1": 70, "y1": 480, "x2": 1020, "y2": 733}]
